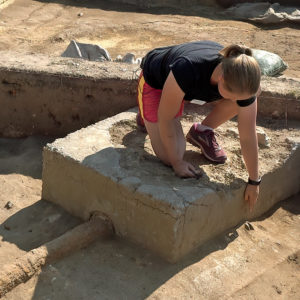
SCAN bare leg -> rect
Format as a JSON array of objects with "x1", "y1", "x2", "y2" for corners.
[
  {"x1": 144, "y1": 118, "x2": 185, "y2": 165},
  {"x1": 202, "y1": 98, "x2": 239, "y2": 129}
]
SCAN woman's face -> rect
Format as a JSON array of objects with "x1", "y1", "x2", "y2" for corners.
[{"x1": 218, "y1": 77, "x2": 254, "y2": 101}]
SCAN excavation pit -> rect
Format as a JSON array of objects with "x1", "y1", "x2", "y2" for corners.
[{"x1": 42, "y1": 104, "x2": 300, "y2": 262}]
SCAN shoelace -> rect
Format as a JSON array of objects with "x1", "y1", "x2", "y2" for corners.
[{"x1": 205, "y1": 130, "x2": 221, "y2": 151}]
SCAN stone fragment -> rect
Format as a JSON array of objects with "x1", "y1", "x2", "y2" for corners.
[
  {"x1": 121, "y1": 53, "x2": 136, "y2": 64},
  {"x1": 285, "y1": 136, "x2": 300, "y2": 151},
  {"x1": 114, "y1": 55, "x2": 123, "y2": 62},
  {"x1": 4, "y1": 201, "x2": 13, "y2": 209},
  {"x1": 256, "y1": 127, "x2": 270, "y2": 148}
]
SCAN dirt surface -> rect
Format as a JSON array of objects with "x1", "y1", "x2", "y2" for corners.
[
  {"x1": 0, "y1": 115, "x2": 299, "y2": 300},
  {"x1": 110, "y1": 105, "x2": 300, "y2": 189},
  {"x1": 0, "y1": 0, "x2": 300, "y2": 299},
  {"x1": 0, "y1": 135, "x2": 299, "y2": 299},
  {"x1": 0, "y1": 0, "x2": 300, "y2": 78}
]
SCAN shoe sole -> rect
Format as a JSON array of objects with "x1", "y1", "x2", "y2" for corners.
[{"x1": 186, "y1": 132, "x2": 226, "y2": 164}]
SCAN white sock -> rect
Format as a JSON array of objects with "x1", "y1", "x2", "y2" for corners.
[{"x1": 195, "y1": 123, "x2": 213, "y2": 132}]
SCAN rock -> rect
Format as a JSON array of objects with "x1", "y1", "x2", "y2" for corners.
[
  {"x1": 4, "y1": 201, "x2": 13, "y2": 209},
  {"x1": 78, "y1": 12, "x2": 83, "y2": 17},
  {"x1": 62, "y1": 40, "x2": 111, "y2": 62},
  {"x1": 114, "y1": 55, "x2": 123, "y2": 62},
  {"x1": 121, "y1": 53, "x2": 136, "y2": 64},
  {"x1": 256, "y1": 127, "x2": 270, "y2": 148},
  {"x1": 285, "y1": 136, "x2": 300, "y2": 151}
]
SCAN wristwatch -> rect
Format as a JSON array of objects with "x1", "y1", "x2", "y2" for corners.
[{"x1": 248, "y1": 177, "x2": 262, "y2": 186}]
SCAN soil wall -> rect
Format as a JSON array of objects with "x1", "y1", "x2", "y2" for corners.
[
  {"x1": 0, "y1": 52, "x2": 299, "y2": 138},
  {"x1": 0, "y1": 53, "x2": 137, "y2": 138}
]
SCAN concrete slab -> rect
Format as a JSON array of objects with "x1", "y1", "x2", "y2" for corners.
[{"x1": 42, "y1": 105, "x2": 300, "y2": 262}]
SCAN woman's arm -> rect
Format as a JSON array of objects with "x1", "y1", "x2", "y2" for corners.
[
  {"x1": 237, "y1": 99, "x2": 260, "y2": 211},
  {"x1": 158, "y1": 71, "x2": 197, "y2": 177}
]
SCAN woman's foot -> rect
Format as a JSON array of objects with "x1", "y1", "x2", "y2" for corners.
[{"x1": 186, "y1": 123, "x2": 227, "y2": 164}]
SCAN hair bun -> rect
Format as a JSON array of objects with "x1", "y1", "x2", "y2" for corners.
[{"x1": 220, "y1": 44, "x2": 252, "y2": 58}]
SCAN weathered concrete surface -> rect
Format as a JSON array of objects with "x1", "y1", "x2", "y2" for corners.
[
  {"x1": 0, "y1": 52, "x2": 137, "y2": 137},
  {"x1": 42, "y1": 107, "x2": 300, "y2": 262},
  {"x1": 0, "y1": 52, "x2": 299, "y2": 137}
]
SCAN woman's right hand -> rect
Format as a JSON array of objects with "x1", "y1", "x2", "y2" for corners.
[{"x1": 172, "y1": 160, "x2": 200, "y2": 178}]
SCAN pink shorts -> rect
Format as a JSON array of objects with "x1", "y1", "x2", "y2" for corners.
[{"x1": 137, "y1": 72, "x2": 184, "y2": 123}]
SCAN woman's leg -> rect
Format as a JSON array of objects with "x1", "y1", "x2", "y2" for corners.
[
  {"x1": 202, "y1": 98, "x2": 239, "y2": 129},
  {"x1": 144, "y1": 118, "x2": 186, "y2": 166}
]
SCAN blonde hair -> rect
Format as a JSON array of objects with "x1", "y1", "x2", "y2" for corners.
[{"x1": 219, "y1": 45, "x2": 261, "y2": 95}]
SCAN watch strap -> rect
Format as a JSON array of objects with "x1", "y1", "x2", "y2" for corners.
[{"x1": 248, "y1": 177, "x2": 261, "y2": 186}]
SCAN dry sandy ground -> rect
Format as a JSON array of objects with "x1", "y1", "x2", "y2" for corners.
[
  {"x1": 0, "y1": 114, "x2": 299, "y2": 299},
  {"x1": 110, "y1": 106, "x2": 300, "y2": 187},
  {"x1": 0, "y1": 135, "x2": 299, "y2": 299},
  {"x1": 0, "y1": 0, "x2": 300, "y2": 77},
  {"x1": 0, "y1": 0, "x2": 300, "y2": 299}
]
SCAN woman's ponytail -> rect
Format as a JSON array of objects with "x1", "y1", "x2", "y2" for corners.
[{"x1": 220, "y1": 44, "x2": 253, "y2": 58}]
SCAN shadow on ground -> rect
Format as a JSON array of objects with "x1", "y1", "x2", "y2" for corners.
[
  {"x1": 3, "y1": 195, "x2": 298, "y2": 300},
  {"x1": 34, "y1": 0, "x2": 300, "y2": 30},
  {"x1": 1, "y1": 133, "x2": 299, "y2": 299},
  {"x1": 0, "y1": 136, "x2": 56, "y2": 179}
]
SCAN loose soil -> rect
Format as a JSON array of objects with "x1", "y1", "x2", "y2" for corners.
[
  {"x1": 110, "y1": 105, "x2": 300, "y2": 189},
  {"x1": 0, "y1": 0, "x2": 300, "y2": 299}
]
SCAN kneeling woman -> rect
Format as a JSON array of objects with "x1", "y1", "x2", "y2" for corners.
[{"x1": 137, "y1": 40, "x2": 261, "y2": 211}]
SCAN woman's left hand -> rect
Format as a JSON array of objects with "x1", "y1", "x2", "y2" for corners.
[{"x1": 244, "y1": 184, "x2": 259, "y2": 212}]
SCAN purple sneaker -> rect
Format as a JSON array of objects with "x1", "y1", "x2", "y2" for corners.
[
  {"x1": 186, "y1": 124, "x2": 227, "y2": 164},
  {"x1": 136, "y1": 112, "x2": 147, "y2": 133}
]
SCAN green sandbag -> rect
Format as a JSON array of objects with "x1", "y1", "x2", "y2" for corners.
[{"x1": 251, "y1": 48, "x2": 288, "y2": 76}]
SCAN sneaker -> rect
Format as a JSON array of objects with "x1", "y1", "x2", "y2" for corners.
[
  {"x1": 186, "y1": 124, "x2": 227, "y2": 164},
  {"x1": 136, "y1": 112, "x2": 147, "y2": 133}
]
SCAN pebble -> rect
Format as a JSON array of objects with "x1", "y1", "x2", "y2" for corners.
[
  {"x1": 256, "y1": 127, "x2": 270, "y2": 148},
  {"x1": 4, "y1": 201, "x2": 13, "y2": 209},
  {"x1": 114, "y1": 55, "x2": 123, "y2": 62},
  {"x1": 78, "y1": 12, "x2": 83, "y2": 17}
]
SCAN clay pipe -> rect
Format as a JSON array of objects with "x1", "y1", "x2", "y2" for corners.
[{"x1": 0, "y1": 212, "x2": 114, "y2": 298}]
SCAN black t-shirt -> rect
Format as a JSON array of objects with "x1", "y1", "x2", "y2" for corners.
[{"x1": 142, "y1": 40, "x2": 256, "y2": 107}]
